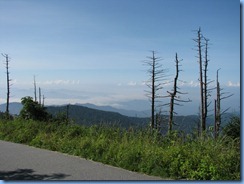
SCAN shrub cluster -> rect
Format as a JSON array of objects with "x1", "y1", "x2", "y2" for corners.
[{"x1": 0, "y1": 119, "x2": 240, "y2": 180}]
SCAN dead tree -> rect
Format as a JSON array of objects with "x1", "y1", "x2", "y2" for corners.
[
  {"x1": 214, "y1": 69, "x2": 221, "y2": 138},
  {"x1": 193, "y1": 28, "x2": 213, "y2": 135},
  {"x1": 144, "y1": 51, "x2": 167, "y2": 129},
  {"x1": 166, "y1": 53, "x2": 191, "y2": 133},
  {"x1": 2, "y1": 54, "x2": 12, "y2": 116},
  {"x1": 42, "y1": 95, "x2": 45, "y2": 107},
  {"x1": 203, "y1": 38, "x2": 209, "y2": 121},
  {"x1": 39, "y1": 87, "x2": 42, "y2": 105},
  {"x1": 194, "y1": 28, "x2": 205, "y2": 133},
  {"x1": 214, "y1": 69, "x2": 233, "y2": 138},
  {"x1": 203, "y1": 37, "x2": 215, "y2": 122},
  {"x1": 33, "y1": 75, "x2": 37, "y2": 102}
]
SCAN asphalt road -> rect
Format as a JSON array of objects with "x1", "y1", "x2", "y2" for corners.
[{"x1": 0, "y1": 140, "x2": 162, "y2": 180}]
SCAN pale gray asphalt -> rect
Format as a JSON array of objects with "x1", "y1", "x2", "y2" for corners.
[{"x1": 0, "y1": 140, "x2": 163, "y2": 180}]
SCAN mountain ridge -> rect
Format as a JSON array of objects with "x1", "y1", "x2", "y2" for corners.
[
  {"x1": 0, "y1": 102, "x2": 239, "y2": 133},
  {"x1": 0, "y1": 102, "x2": 151, "y2": 117},
  {"x1": 76, "y1": 103, "x2": 150, "y2": 117}
]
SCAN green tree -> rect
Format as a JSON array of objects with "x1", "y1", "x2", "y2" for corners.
[{"x1": 19, "y1": 96, "x2": 50, "y2": 121}]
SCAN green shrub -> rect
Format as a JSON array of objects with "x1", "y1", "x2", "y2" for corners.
[
  {"x1": 223, "y1": 116, "x2": 240, "y2": 140},
  {"x1": 0, "y1": 119, "x2": 240, "y2": 180}
]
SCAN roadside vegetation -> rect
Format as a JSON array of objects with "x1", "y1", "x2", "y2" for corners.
[{"x1": 0, "y1": 116, "x2": 240, "y2": 180}]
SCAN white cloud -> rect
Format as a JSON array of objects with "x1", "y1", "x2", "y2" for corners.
[
  {"x1": 127, "y1": 81, "x2": 137, "y2": 86},
  {"x1": 42, "y1": 80, "x2": 80, "y2": 85},
  {"x1": 227, "y1": 81, "x2": 240, "y2": 87},
  {"x1": 141, "y1": 82, "x2": 147, "y2": 86},
  {"x1": 188, "y1": 80, "x2": 199, "y2": 87}
]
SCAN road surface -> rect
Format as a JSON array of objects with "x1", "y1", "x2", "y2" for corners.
[{"x1": 0, "y1": 140, "x2": 163, "y2": 180}]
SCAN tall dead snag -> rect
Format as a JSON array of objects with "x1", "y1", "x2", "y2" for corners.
[
  {"x1": 144, "y1": 51, "x2": 167, "y2": 129},
  {"x1": 167, "y1": 53, "x2": 191, "y2": 133},
  {"x1": 214, "y1": 69, "x2": 233, "y2": 138},
  {"x1": 42, "y1": 95, "x2": 45, "y2": 107},
  {"x1": 2, "y1": 53, "x2": 12, "y2": 116},
  {"x1": 39, "y1": 87, "x2": 42, "y2": 105},
  {"x1": 194, "y1": 28, "x2": 205, "y2": 133},
  {"x1": 33, "y1": 75, "x2": 37, "y2": 102},
  {"x1": 215, "y1": 69, "x2": 221, "y2": 138},
  {"x1": 193, "y1": 28, "x2": 213, "y2": 135},
  {"x1": 203, "y1": 37, "x2": 214, "y2": 124},
  {"x1": 203, "y1": 38, "x2": 209, "y2": 121}
]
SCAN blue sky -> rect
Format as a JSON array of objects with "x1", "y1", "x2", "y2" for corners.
[{"x1": 0, "y1": 0, "x2": 240, "y2": 115}]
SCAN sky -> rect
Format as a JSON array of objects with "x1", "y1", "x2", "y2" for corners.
[{"x1": 0, "y1": 0, "x2": 241, "y2": 115}]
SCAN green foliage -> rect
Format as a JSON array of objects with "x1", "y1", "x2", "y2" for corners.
[
  {"x1": 223, "y1": 116, "x2": 240, "y2": 140},
  {"x1": 19, "y1": 96, "x2": 51, "y2": 121},
  {"x1": 0, "y1": 119, "x2": 240, "y2": 180}
]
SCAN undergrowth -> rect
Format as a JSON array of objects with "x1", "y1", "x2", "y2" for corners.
[{"x1": 0, "y1": 119, "x2": 240, "y2": 180}]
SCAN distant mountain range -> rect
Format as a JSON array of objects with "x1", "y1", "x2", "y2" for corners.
[
  {"x1": 0, "y1": 102, "x2": 240, "y2": 133},
  {"x1": 47, "y1": 104, "x2": 149, "y2": 128},
  {"x1": 0, "y1": 102, "x2": 150, "y2": 117},
  {"x1": 76, "y1": 103, "x2": 150, "y2": 117}
]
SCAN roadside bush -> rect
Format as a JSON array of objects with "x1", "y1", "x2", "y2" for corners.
[{"x1": 0, "y1": 119, "x2": 240, "y2": 180}]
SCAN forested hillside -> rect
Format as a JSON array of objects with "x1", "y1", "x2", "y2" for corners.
[
  {"x1": 47, "y1": 105, "x2": 149, "y2": 128},
  {"x1": 46, "y1": 104, "x2": 239, "y2": 134}
]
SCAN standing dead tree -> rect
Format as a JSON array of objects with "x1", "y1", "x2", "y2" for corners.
[
  {"x1": 214, "y1": 69, "x2": 233, "y2": 138},
  {"x1": 33, "y1": 75, "x2": 37, "y2": 102},
  {"x1": 166, "y1": 53, "x2": 191, "y2": 133},
  {"x1": 144, "y1": 51, "x2": 167, "y2": 129},
  {"x1": 39, "y1": 87, "x2": 42, "y2": 105},
  {"x1": 215, "y1": 69, "x2": 221, "y2": 138},
  {"x1": 194, "y1": 28, "x2": 205, "y2": 133},
  {"x1": 203, "y1": 37, "x2": 214, "y2": 124},
  {"x1": 34, "y1": 76, "x2": 45, "y2": 106},
  {"x1": 2, "y1": 53, "x2": 12, "y2": 117},
  {"x1": 203, "y1": 37, "x2": 209, "y2": 122},
  {"x1": 193, "y1": 28, "x2": 213, "y2": 135},
  {"x1": 42, "y1": 95, "x2": 45, "y2": 107}
]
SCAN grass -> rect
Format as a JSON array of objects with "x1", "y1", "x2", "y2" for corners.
[{"x1": 0, "y1": 119, "x2": 240, "y2": 180}]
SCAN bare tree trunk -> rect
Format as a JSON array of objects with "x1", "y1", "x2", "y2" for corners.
[
  {"x1": 198, "y1": 29, "x2": 205, "y2": 133},
  {"x1": 151, "y1": 51, "x2": 156, "y2": 129},
  {"x1": 6, "y1": 56, "x2": 10, "y2": 115},
  {"x1": 168, "y1": 53, "x2": 179, "y2": 132},
  {"x1": 42, "y1": 95, "x2": 45, "y2": 107},
  {"x1": 39, "y1": 87, "x2": 41, "y2": 104},
  {"x1": 203, "y1": 38, "x2": 209, "y2": 123},
  {"x1": 214, "y1": 69, "x2": 233, "y2": 138},
  {"x1": 215, "y1": 69, "x2": 221, "y2": 138},
  {"x1": 143, "y1": 51, "x2": 166, "y2": 130},
  {"x1": 194, "y1": 28, "x2": 205, "y2": 134},
  {"x1": 2, "y1": 54, "x2": 11, "y2": 117},
  {"x1": 167, "y1": 53, "x2": 191, "y2": 133},
  {"x1": 34, "y1": 75, "x2": 37, "y2": 102}
]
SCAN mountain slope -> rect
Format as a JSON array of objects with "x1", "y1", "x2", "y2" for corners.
[
  {"x1": 0, "y1": 102, "x2": 23, "y2": 115},
  {"x1": 76, "y1": 103, "x2": 150, "y2": 117},
  {"x1": 47, "y1": 105, "x2": 149, "y2": 128},
  {"x1": 0, "y1": 102, "x2": 239, "y2": 133}
]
